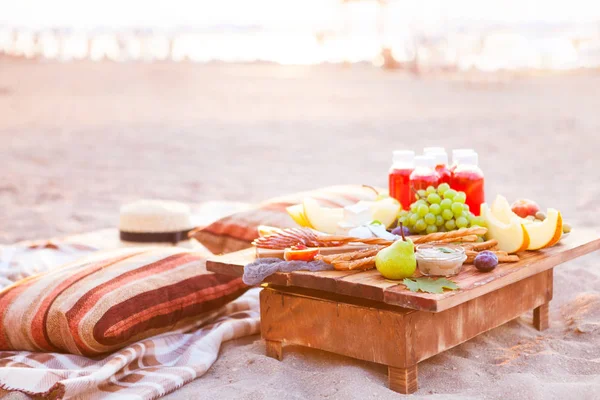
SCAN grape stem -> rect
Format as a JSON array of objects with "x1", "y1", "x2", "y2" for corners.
[{"x1": 411, "y1": 186, "x2": 427, "y2": 201}]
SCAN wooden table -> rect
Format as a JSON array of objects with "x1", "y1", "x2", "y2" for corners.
[{"x1": 207, "y1": 228, "x2": 600, "y2": 394}]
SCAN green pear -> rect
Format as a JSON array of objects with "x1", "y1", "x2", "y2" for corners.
[{"x1": 375, "y1": 238, "x2": 416, "y2": 280}]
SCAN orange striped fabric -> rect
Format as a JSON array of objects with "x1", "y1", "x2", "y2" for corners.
[
  {"x1": 190, "y1": 185, "x2": 380, "y2": 254},
  {"x1": 0, "y1": 247, "x2": 248, "y2": 356},
  {"x1": 0, "y1": 288, "x2": 260, "y2": 399}
]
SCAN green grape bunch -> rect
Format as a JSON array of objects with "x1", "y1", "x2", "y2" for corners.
[{"x1": 397, "y1": 183, "x2": 486, "y2": 235}]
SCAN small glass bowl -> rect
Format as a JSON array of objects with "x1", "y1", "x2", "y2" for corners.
[{"x1": 415, "y1": 244, "x2": 467, "y2": 277}]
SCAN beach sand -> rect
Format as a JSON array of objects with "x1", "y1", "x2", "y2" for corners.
[{"x1": 1, "y1": 61, "x2": 599, "y2": 399}]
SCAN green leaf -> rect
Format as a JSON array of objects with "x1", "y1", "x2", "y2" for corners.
[
  {"x1": 437, "y1": 247, "x2": 453, "y2": 253},
  {"x1": 402, "y1": 277, "x2": 459, "y2": 294}
]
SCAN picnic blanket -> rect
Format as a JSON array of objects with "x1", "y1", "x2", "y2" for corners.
[
  {"x1": 0, "y1": 200, "x2": 259, "y2": 399},
  {"x1": 0, "y1": 288, "x2": 260, "y2": 399}
]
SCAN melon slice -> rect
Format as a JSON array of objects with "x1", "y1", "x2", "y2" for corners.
[
  {"x1": 369, "y1": 198, "x2": 401, "y2": 228},
  {"x1": 491, "y1": 195, "x2": 517, "y2": 223},
  {"x1": 491, "y1": 195, "x2": 535, "y2": 225},
  {"x1": 481, "y1": 203, "x2": 530, "y2": 253},
  {"x1": 303, "y1": 198, "x2": 344, "y2": 234},
  {"x1": 522, "y1": 208, "x2": 563, "y2": 250},
  {"x1": 286, "y1": 204, "x2": 313, "y2": 228},
  {"x1": 490, "y1": 195, "x2": 562, "y2": 250}
]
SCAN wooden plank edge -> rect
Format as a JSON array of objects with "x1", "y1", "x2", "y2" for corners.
[{"x1": 383, "y1": 234, "x2": 600, "y2": 312}]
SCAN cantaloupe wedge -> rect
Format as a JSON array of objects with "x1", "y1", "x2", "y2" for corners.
[
  {"x1": 491, "y1": 195, "x2": 516, "y2": 223},
  {"x1": 369, "y1": 198, "x2": 401, "y2": 228},
  {"x1": 303, "y1": 198, "x2": 344, "y2": 234},
  {"x1": 286, "y1": 204, "x2": 313, "y2": 228},
  {"x1": 522, "y1": 208, "x2": 563, "y2": 250},
  {"x1": 481, "y1": 203, "x2": 530, "y2": 253},
  {"x1": 490, "y1": 195, "x2": 562, "y2": 250}
]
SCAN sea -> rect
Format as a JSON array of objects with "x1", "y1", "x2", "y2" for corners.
[{"x1": 1, "y1": 0, "x2": 600, "y2": 71}]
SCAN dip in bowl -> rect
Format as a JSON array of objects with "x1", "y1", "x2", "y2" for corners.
[{"x1": 415, "y1": 244, "x2": 467, "y2": 277}]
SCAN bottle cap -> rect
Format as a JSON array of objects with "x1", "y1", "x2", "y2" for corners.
[
  {"x1": 454, "y1": 152, "x2": 478, "y2": 166},
  {"x1": 392, "y1": 150, "x2": 415, "y2": 165},
  {"x1": 451, "y1": 148, "x2": 475, "y2": 164},
  {"x1": 424, "y1": 147, "x2": 445, "y2": 154},
  {"x1": 414, "y1": 155, "x2": 435, "y2": 169},
  {"x1": 425, "y1": 150, "x2": 448, "y2": 166}
]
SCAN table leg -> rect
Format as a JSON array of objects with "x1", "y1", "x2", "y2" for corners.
[
  {"x1": 265, "y1": 339, "x2": 283, "y2": 361},
  {"x1": 533, "y1": 302, "x2": 549, "y2": 331},
  {"x1": 388, "y1": 365, "x2": 418, "y2": 394}
]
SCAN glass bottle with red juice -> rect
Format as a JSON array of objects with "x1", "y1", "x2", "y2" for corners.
[
  {"x1": 425, "y1": 149, "x2": 451, "y2": 184},
  {"x1": 388, "y1": 150, "x2": 415, "y2": 210},
  {"x1": 450, "y1": 148, "x2": 475, "y2": 173},
  {"x1": 409, "y1": 155, "x2": 440, "y2": 194},
  {"x1": 451, "y1": 152, "x2": 485, "y2": 215}
]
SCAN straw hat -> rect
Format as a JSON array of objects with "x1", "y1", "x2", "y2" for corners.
[{"x1": 119, "y1": 200, "x2": 200, "y2": 248}]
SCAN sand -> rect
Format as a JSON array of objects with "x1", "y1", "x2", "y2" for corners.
[{"x1": 1, "y1": 61, "x2": 600, "y2": 398}]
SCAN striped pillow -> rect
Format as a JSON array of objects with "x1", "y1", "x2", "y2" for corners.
[
  {"x1": 0, "y1": 247, "x2": 247, "y2": 356},
  {"x1": 190, "y1": 185, "x2": 379, "y2": 254}
]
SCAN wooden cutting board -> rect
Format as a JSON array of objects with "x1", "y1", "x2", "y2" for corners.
[{"x1": 207, "y1": 228, "x2": 600, "y2": 312}]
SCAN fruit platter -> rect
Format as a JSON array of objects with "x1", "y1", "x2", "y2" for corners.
[
  {"x1": 206, "y1": 147, "x2": 600, "y2": 395},
  {"x1": 251, "y1": 190, "x2": 568, "y2": 286}
]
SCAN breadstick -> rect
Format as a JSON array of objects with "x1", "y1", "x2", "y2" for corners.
[
  {"x1": 332, "y1": 256, "x2": 377, "y2": 271},
  {"x1": 465, "y1": 250, "x2": 507, "y2": 258},
  {"x1": 412, "y1": 227, "x2": 487, "y2": 244},
  {"x1": 316, "y1": 246, "x2": 384, "y2": 264},
  {"x1": 462, "y1": 239, "x2": 498, "y2": 251},
  {"x1": 465, "y1": 251, "x2": 519, "y2": 264},
  {"x1": 318, "y1": 236, "x2": 394, "y2": 246},
  {"x1": 431, "y1": 235, "x2": 479, "y2": 244}
]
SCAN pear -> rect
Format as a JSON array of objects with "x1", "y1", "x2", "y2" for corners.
[{"x1": 375, "y1": 228, "x2": 416, "y2": 280}]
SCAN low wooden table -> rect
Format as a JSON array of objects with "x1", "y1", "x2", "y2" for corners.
[{"x1": 207, "y1": 229, "x2": 600, "y2": 394}]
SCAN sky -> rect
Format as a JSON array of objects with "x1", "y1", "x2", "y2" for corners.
[{"x1": 2, "y1": 0, "x2": 600, "y2": 30}]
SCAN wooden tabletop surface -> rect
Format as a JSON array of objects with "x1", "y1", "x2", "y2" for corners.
[{"x1": 206, "y1": 228, "x2": 600, "y2": 312}]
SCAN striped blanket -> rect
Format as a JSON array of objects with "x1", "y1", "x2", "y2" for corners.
[{"x1": 0, "y1": 288, "x2": 260, "y2": 399}]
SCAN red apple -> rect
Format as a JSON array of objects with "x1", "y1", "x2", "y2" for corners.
[
  {"x1": 510, "y1": 199, "x2": 540, "y2": 219},
  {"x1": 284, "y1": 245, "x2": 319, "y2": 262}
]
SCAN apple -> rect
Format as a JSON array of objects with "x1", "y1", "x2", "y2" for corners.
[
  {"x1": 284, "y1": 245, "x2": 319, "y2": 262},
  {"x1": 510, "y1": 199, "x2": 540, "y2": 219}
]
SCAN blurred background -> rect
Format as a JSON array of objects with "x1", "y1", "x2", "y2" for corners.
[{"x1": 1, "y1": 0, "x2": 599, "y2": 243}]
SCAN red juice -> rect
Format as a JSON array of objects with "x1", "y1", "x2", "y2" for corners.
[
  {"x1": 410, "y1": 155, "x2": 440, "y2": 193},
  {"x1": 388, "y1": 150, "x2": 415, "y2": 210},
  {"x1": 410, "y1": 171, "x2": 439, "y2": 191},
  {"x1": 435, "y1": 164, "x2": 452, "y2": 184},
  {"x1": 452, "y1": 163, "x2": 485, "y2": 215},
  {"x1": 389, "y1": 168, "x2": 413, "y2": 210},
  {"x1": 425, "y1": 150, "x2": 451, "y2": 185}
]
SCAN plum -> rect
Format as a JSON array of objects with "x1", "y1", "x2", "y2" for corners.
[
  {"x1": 474, "y1": 250, "x2": 498, "y2": 272},
  {"x1": 391, "y1": 226, "x2": 411, "y2": 237}
]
